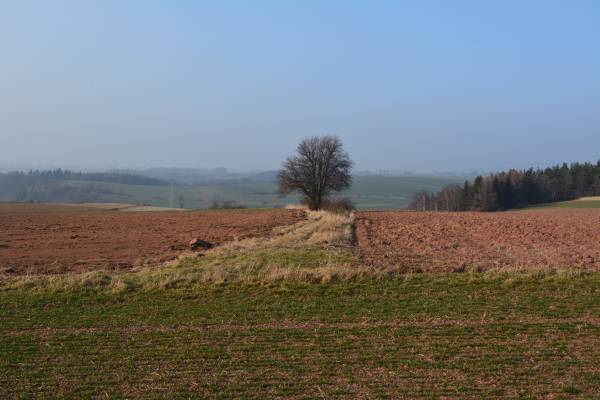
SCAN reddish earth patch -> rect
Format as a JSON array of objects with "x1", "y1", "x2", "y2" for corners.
[
  {"x1": 0, "y1": 203, "x2": 304, "y2": 275},
  {"x1": 356, "y1": 210, "x2": 600, "y2": 272}
]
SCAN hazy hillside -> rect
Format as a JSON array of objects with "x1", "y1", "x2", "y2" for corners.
[
  {"x1": 111, "y1": 167, "x2": 275, "y2": 185},
  {"x1": 0, "y1": 170, "x2": 167, "y2": 204},
  {"x1": 55, "y1": 175, "x2": 464, "y2": 210},
  {"x1": 0, "y1": 167, "x2": 467, "y2": 209}
]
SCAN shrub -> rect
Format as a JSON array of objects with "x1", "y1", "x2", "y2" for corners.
[
  {"x1": 209, "y1": 199, "x2": 247, "y2": 209},
  {"x1": 320, "y1": 197, "x2": 355, "y2": 215}
]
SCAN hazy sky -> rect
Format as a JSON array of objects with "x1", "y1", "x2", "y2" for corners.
[{"x1": 1, "y1": 1, "x2": 599, "y2": 172}]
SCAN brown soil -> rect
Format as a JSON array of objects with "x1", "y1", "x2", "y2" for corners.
[
  {"x1": 356, "y1": 209, "x2": 600, "y2": 272},
  {"x1": 0, "y1": 203, "x2": 305, "y2": 274}
]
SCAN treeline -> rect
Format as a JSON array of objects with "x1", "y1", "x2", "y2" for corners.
[
  {"x1": 9, "y1": 169, "x2": 169, "y2": 186},
  {"x1": 410, "y1": 161, "x2": 600, "y2": 211},
  {"x1": 0, "y1": 169, "x2": 167, "y2": 203}
]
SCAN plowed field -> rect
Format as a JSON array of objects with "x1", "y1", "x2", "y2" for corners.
[
  {"x1": 356, "y1": 210, "x2": 600, "y2": 272},
  {"x1": 0, "y1": 203, "x2": 304, "y2": 274}
]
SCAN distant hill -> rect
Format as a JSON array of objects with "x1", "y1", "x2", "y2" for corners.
[
  {"x1": 0, "y1": 168, "x2": 467, "y2": 209},
  {"x1": 36, "y1": 174, "x2": 464, "y2": 210},
  {"x1": 246, "y1": 170, "x2": 279, "y2": 182},
  {"x1": 113, "y1": 167, "x2": 252, "y2": 185},
  {"x1": 0, "y1": 169, "x2": 168, "y2": 203}
]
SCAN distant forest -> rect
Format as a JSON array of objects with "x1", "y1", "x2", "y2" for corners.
[
  {"x1": 410, "y1": 161, "x2": 600, "y2": 211},
  {"x1": 0, "y1": 169, "x2": 167, "y2": 203}
]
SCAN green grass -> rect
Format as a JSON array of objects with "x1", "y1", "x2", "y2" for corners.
[
  {"x1": 2, "y1": 273, "x2": 600, "y2": 398},
  {"x1": 531, "y1": 199, "x2": 600, "y2": 209},
  {"x1": 61, "y1": 174, "x2": 465, "y2": 210},
  {"x1": 2, "y1": 209, "x2": 597, "y2": 398},
  {"x1": 347, "y1": 175, "x2": 466, "y2": 209}
]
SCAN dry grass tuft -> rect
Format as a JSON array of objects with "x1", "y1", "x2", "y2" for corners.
[{"x1": 284, "y1": 203, "x2": 309, "y2": 210}]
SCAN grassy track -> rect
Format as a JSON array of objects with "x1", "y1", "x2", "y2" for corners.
[{"x1": 2, "y1": 273, "x2": 600, "y2": 398}]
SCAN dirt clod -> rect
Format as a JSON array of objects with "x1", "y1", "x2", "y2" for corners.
[{"x1": 189, "y1": 238, "x2": 213, "y2": 250}]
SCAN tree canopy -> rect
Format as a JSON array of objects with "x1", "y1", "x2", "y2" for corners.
[
  {"x1": 278, "y1": 136, "x2": 353, "y2": 210},
  {"x1": 410, "y1": 161, "x2": 600, "y2": 211}
]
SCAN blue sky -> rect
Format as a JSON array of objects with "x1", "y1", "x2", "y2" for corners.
[{"x1": 1, "y1": 1, "x2": 599, "y2": 172}]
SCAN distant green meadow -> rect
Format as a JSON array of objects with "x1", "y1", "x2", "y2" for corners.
[
  {"x1": 529, "y1": 199, "x2": 600, "y2": 209},
  {"x1": 61, "y1": 175, "x2": 466, "y2": 210}
]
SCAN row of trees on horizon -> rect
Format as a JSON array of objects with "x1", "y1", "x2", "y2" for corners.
[
  {"x1": 410, "y1": 161, "x2": 600, "y2": 211},
  {"x1": 4, "y1": 169, "x2": 169, "y2": 186},
  {"x1": 0, "y1": 169, "x2": 167, "y2": 203}
]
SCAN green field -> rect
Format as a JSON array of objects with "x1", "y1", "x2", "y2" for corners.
[
  {"x1": 530, "y1": 199, "x2": 600, "y2": 209},
  {"x1": 61, "y1": 174, "x2": 465, "y2": 210},
  {"x1": 2, "y1": 273, "x2": 600, "y2": 398},
  {"x1": 346, "y1": 175, "x2": 465, "y2": 209},
  {"x1": 3, "y1": 209, "x2": 598, "y2": 398}
]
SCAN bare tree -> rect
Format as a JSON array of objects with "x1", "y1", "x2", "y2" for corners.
[
  {"x1": 409, "y1": 190, "x2": 431, "y2": 211},
  {"x1": 278, "y1": 135, "x2": 353, "y2": 210}
]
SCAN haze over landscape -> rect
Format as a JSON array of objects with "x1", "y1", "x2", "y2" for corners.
[
  {"x1": 2, "y1": 1, "x2": 599, "y2": 173},
  {"x1": 4, "y1": 3, "x2": 600, "y2": 398}
]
